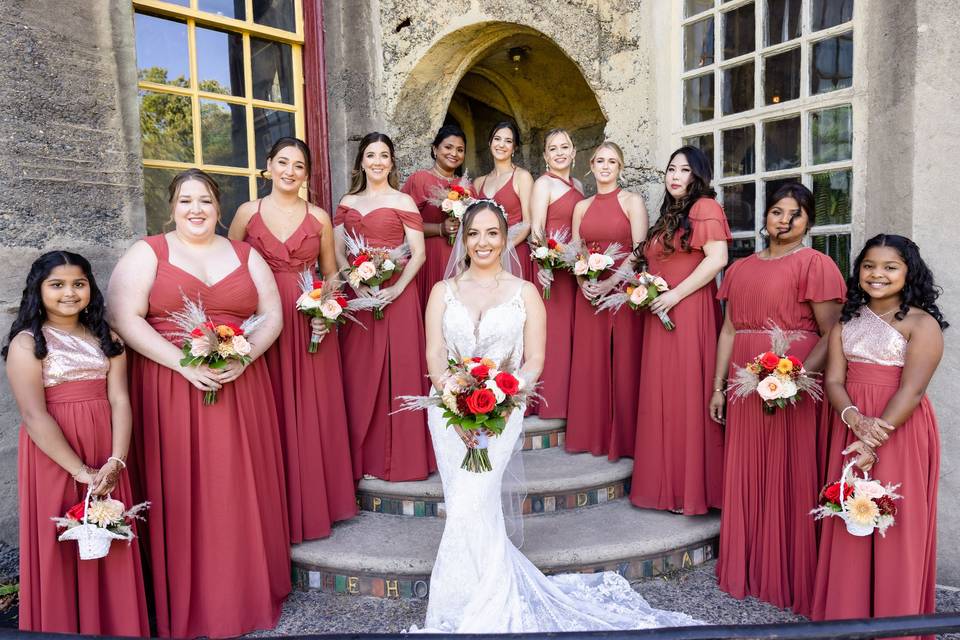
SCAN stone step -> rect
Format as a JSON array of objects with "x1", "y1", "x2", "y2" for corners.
[
  {"x1": 291, "y1": 501, "x2": 720, "y2": 599},
  {"x1": 357, "y1": 447, "x2": 632, "y2": 517},
  {"x1": 521, "y1": 416, "x2": 566, "y2": 450}
]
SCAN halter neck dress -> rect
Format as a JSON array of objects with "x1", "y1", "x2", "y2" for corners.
[
  {"x1": 477, "y1": 168, "x2": 534, "y2": 282},
  {"x1": 402, "y1": 169, "x2": 460, "y2": 311}
]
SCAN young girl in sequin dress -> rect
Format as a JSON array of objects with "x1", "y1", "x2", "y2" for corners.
[
  {"x1": 812, "y1": 235, "x2": 946, "y2": 638},
  {"x1": 3, "y1": 251, "x2": 149, "y2": 636}
]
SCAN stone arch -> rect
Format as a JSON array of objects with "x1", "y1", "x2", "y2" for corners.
[{"x1": 391, "y1": 21, "x2": 607, "y2": 182}]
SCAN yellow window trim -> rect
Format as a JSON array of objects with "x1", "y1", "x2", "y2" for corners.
[{"x1": 133, "y1": 0, "x2": 304, "y2": 44}]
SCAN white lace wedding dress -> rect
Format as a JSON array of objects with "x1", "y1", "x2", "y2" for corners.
[{"x1": 417, "y1": 281, "x2": 700, "y2": 633}]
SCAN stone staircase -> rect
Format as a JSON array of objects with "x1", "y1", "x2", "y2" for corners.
[{"x1": 291, "y1": 417, "x2": 720, "y2": 599}]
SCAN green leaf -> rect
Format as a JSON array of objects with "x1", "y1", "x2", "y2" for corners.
[{"x1": 0, "y1": 583, "x2": 18, "y2": 596}]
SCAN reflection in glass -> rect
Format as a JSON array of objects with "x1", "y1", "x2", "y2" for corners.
[
  {"x1": 723, "y1": 3, "x2": 755, "y2": 59},
  {"x1": 200, "y1": 99, "x2": 248, "y2": 167},
  {"x1": 139, "y1": 91, "x2": 194, "y2": 162},
  {"x1": 251, "y1": 37, "x2": 294, "y2": 104},
  {"x1": 254, "y1": 0, "x2": 296, "y2": 32},
  {"x1": 766, "y1": 0, "x2": 801, "y2": 45},
  {"x1": 196, "y1": 26, "x2": 245, "y2": 97},
  {"x1": 812, "y1": 170, "x2": 852, "y2": 225},
  {"x1": 722, "y1": 125, "x2": 755, "y2": 177},
  {"x1": 254, "y1": 108, "x2": 296, "y2": 169},
  {"x1": 209, "y1": 173, "x2": 251, "y2": 235},
  {"x1": 197, "y1": 0, "x2": 245, "y2": 20},
  {"x1": 684, "y1": 17, "x2": 714, "y2": 71},
  {"x1": 683, "y1": 73, "x2": 715, "y2": 125},
  {"x1": 811, "y1": 105, "x2": 852, "y2": 163},
  {"x1": 722, "y1": 61, "x2": 754, "y2": 115},
  {"x1": 722, "y1": 183, "x2": 756, "y2": 232},
  {"x1": 811, "y1": 33, "x2": 853, "y2": 94},
  {"x1": 728, "y1": 236, "x2": 756, "y2": 265},
  {"x1": 143, "y1": 167, "x2": 180, "y2": 235},
  {"x1": 684, "y1": 0, "x2": 713, "y2": 17},
  {"x1": 135, "y1": 14, "x2": 189, "y2": 86},
  {"x1": 764, "y1": 117, "x2": 800, "y2": 171},
  {"x1": 812, "y1": 233, "x2": 851, "y2": 275},
  {"x1": 763, "y1": 176, "x2": 801, "y2": 210},
  {"x1": 682, "y1": 133, "x2": 715, "y2": 175},
  {"x1": 764, "y1": 48, "x2": 800, "y2": 104},
  {"x1": 812, "y1": 0, "x2": 854, "y2": 31}
]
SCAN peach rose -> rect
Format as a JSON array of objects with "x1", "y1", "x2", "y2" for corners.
[
  {"x1": 319, "y1": 299, "x2": 343, "y2": 320},
  {"x1": 587, "y1": 253, "x2": 612, "y2": 272},
  {"x1": 356, "y1": 261, "x2": 377, "y2": 281},
  {"x1": 573, "y1": 259, "x2": 588, "y2": 276},
  {"x1": 231, "y1": 335, "x2": 251, "y2": 356}
]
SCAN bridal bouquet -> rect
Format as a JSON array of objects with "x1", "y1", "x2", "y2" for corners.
[
  {"x1": 595, "y1": 268, "x2": 675, "y2": 330},
  {"x1": 341, "y1": 231, "x2": 411, "y2": 320},
  {"x1": 811, "y1": 460, "x2": 901, "y2": 537},
  {"x1": 169, "y1": 295, "x2": 262, "y2": 405},
  {"x1": 396, "y1": 355, "x2": 536, "y2": 472},
  {"x1": 53, "y1": 489, "x2": 150, "y2": 560},
  {"x1": 428, "y1": 175, "x2": 475, "y2": 245},
  {"x1": 726, "y1": 324, "x2": 822, "y2": 414},
  {"x1": 296, "y1": 271, "x2": 378, "y2": 351},
  {"x1": 573, "y1": 241, "x2": 627, "y2": 305},
  {"x1": 529, "y1": 228, "x2": 577, "y2": 300}
]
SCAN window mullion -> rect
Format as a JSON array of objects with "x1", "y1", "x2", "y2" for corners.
[
  {"x1": 243, "y1": 32, "x2": 256, "y2": 200},
  {"x1": 187, "y1": 18, "x2": 202, "y2": 165}
]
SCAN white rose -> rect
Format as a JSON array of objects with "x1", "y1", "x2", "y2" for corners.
[
  {"x1": 587, "y1": 253, "x2": 609, "y2": 272},
  {"x1": 452, "y1": 201, "x2": 467, "y2": 219},
  {"x1": 296, "y1": 292, "x2": 321, "y2": 310},
  {"x1": 533, "y1": 246, "x2": 550, "y2": 260},
  {"x1": 756, "y1": 375, "x2": 783, "y2": 401},
  {"x1": 653, "y1": 276, "x2": 669, "y2": 292},
  {"x1": 348, "y1": 270, "x2": 363, "y2": 288},
  {"x1": 629, "y1": 287, "x2": 648, "y2": 306},
  {"x1": 319, "y1": 299, "x2": 343, "y2": 320},
  {"x1": 854, "y1": 480, "x2": 886, "y2": 500},
  {"x1": 382, "y1": 258, "x2": 396, "y2": 272},
  {"x1": 485, "y1": 379, "x2": 506, "y2": 404},
  {"x1": 231, "y1": 335, "x2": 251, "y2": 356},
  {"x1": 778, "y1": 378, "x2": 798, "y2": 399},
  {"x1": 190, "y1": 335, "x2": 211, "y2": 357},
  {"x1": 441, "y1": 198, "x2": 454, "y2": 213},
  {"x1": 356, "y1": 261, "x2": 377, "y2": 280},
  {"x1": 573, "y1": 259, "x2": 588, "y2": 276}
]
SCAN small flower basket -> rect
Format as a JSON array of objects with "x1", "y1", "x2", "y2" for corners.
[
  {"x1": 811, "y1": 460, "x2": 901, "y2": 537},
  {"x1": 54, "y1": 487, "x2": 149, "y2": 560}
]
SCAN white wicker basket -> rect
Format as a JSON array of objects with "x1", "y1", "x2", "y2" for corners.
[{"x1": 57, "y1": 487, "x2": 133, "y2": 560}]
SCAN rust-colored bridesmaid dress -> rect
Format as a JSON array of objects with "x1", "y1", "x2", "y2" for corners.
[
  {"x1": 18, "y1": 327, "x2": 150, "y2": 636},
  {"x1": 477, "y1": 169, "x2": 534, "y2": 282},
  {"x1": 129, "y1": 235, "x2": 290, "y2": 638},
  {"x1": 630, "y1": 197, "x2": 731, "y2": 514},
  {"x1": 565, "y1": 189, "x2": 642, "y2": 459},
  {"x1": 715, "y1": 248, "x2": 845, "y2": 615},
  {"x1": 403, "y1": 169, "x2": 456, "y2": 311},
  {"x1": 812, "y1": 308, "x2": 939, "y2": 640},
  {"x1": 334, "y1": 205, "x2": 436, "y2": 481},
  {"x1": 244, "y1": 201, "x2": 357, "y2": 543}
]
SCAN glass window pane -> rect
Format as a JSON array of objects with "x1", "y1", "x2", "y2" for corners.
[
  {"x1": 139, "y1": 91, "x2": 194, "y2": 162},
  {"x1": 811, "y1": 33, "x2": 853, "y2": 94},
  {"x1": 722, "y1": 61, "x2": 754, "y2": 115},
  {"x1": 683, "y1": 133, "x2": 715, "y2": 176},
  {"x1": 812, "y1": 233, "x2": 851, "y2": 276},
  {"x1": 196, "y1": 26, "x2": 245, "y2": 97},
  {"x1": 135, "y1": 14, "x2": 189, "y2": 86},
  {"x1": 683, "y1": 73, "x2": 715, "y2": 125},
  {"x1": 766, "y1": 0, "x2": 801, "y2": 45},
  {"x1": 684, "y1": 17, "x2": 715, "y2": 71},
  {"x1": 209, "y1": 173, "x2": 251, "y2": 234},
  {"x1": 143, "y1": 167, "x2": 180, "y2": 235},
  {"x1": 811, "y1": 105, "x2": 852, "y2": 163},
  {"x1": 723, "y1": 3, "x2": 755, "y2": 59},
  {"x1": 722, "y1": 125, "x2": 756, "y2": 176},
  {"x1": 722, "y1": 183, "x2": 756, "y2": 232},
  {"x1": 254, "y1": 0, "x2": 296, "y2": 32},
  {"x1": 764, "y1": 48, "x2": 800, "y2": 104},
  {"x1": 812, "y1": 0, "x2": 854, "y2": 31},
  {"x1": 812, "y1": 169, "x2": 852, "y2": 225},
  {"x1": 197, "y1": 0, "x2": 245, "y2": 20},
  {"x1": 251, "y1": 37, "x2": 294, "y2": 104},
  {"x1": 254, "y1": 108, "x2": 296, "y2": 169},
  {"x1": 764, "y1": 116, "x2": 800, "y2": 170},
  {"x1": 763, "y1": 175, "x2": 800, "y2": 210},
  {"x1": 200, "y1": 99, "x2": 248, "y2": 167},
  {"x1": 728, "y1": 236, "x2": 756, "y2": 264}
]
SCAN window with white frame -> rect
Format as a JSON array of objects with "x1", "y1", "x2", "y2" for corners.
[{"x1": 679, "y1": 0, "x2": 854, "y2": 274}]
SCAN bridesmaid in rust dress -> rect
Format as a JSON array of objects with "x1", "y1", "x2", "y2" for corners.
[
  {"x1": 474, "y1": 121, "x2": 535, "y2": 281},
  {"x1": 230, "y1": 137, "x2": 357, "y2": 543},
  {"x1": 109, "y1": 169, "x2": 290, "y2": 638},
  {"x1": 334, "y1": 132, "x2": 434, "y2": 481},
  {"x1": 709, "y1": 183, "x2": 845, "y2": 615},
  {"x1": 566, "y1": 141, "x2": 648, "y2": 459},
  {"x1": 630, "y1": 146, "x2": 730, "y2": 515},
  {"x1": 813, "y1": 235, "x2": 945, "y2": 637},
  {"x1": 528, "y1": 128, "x2": 584, "y2": 419},
  {"x1": 5, "y1": 251, "x2": 149, "y2": 636},
  {"x1": 402, "y1": 124, "x2": 472, "y2": 311}
]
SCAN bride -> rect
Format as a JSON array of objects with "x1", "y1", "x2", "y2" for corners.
[{"x1": 418, "y1": 199, "x2": 700, "y2": 632}]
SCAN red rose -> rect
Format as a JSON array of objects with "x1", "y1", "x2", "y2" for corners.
[
  {"x1": 352, "y1": 254, "x2": 369, "y2": 267},
  {"x1": 494, "y1": 372, "x2": 519, "y2": 396},
  {"x1": 66, "y1": 501, "x2": 86, "y2": 521},
  {"x1": 465, "y1": 388, "x2": 497, "y2": 415},
  {"x1": 191, "y1": 326, "x2": 204, "y2": 338},
  {"x1": 822, "y1": 481, "x2": 854, "y2": 504},
  {"x1": 787, "y1": 355, "x2": 803, "y2": 369},
  {"x1": 759, "y1": 351, "x2": 781, "y2": 371},
  {"x1": 471, "y1": 357, "x2": 483, "y2": 363},
  {"x1": 451, "y1": 184, "x2": 466, "y2": 195},
  {"x1": 313, "y1": 279, "x2": 323, "y2": 290},
  {"x1": 547, "y1": 238, "x2": 558, "y2": 250},
  {"x1": 334, "y1": 295, "x2": 348, "y2": 308},
  {"x1": 224, "y1": 322, "x2": 243, "y2": 336},
  {"x1": 470, "y1": 365, "x2": 490, "y2": 381}
]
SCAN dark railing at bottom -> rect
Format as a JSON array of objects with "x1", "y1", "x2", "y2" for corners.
[{"x1": 0, "y1": 613, "x2": 957, "y2": 639}]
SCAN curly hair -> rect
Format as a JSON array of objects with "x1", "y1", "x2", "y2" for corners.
[
  {"x1": 1, "y1": 251, "x2": 124, "y2": 361},
  {"x1": 841, "y1": 234, "x2": 949, "y2": 330}
]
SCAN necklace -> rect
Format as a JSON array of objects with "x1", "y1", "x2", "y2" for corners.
[
  {"x1": 469, "y1": 270, "x2": 504, "y2": 289},
  {"x1": 763, "y1": 241, "x2": 805, "y2": 260},
  {"x1": 430, "y1": 164, "x2": 455, "y2": 180},
  {"x1": 268, "y1": 194, "x2": 301, "y2": 216},
  {"x1": 873, "y1": 306, "x2": 900, "y2": 319}
]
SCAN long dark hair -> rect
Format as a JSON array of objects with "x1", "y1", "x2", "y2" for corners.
[
  {"x1": 644, "y1": 146, "x2": 716, "y2": 258},
  {"x1": 488, "y1": 121, "x2": 522, "y2": 148},
  {"x1": 262, "y1": 136, "x2": 312, "y2": 178},
  {"x1": 347, "y1": 132, "x2": 400, "y2": 195},
  {"x1": 2, "y1": 251, "x2": 123, "y2": 361},
  {"x1": 763, "y1": 182, "x2": 814, "y2": 244},
  {"x1": 430, "y1": 124, "x2": 467, "y2": 177},
  {"x1": 841, "y1": 234, "x2": 949, "y2": 329}
]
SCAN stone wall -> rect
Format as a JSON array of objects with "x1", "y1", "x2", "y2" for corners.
[{"x1": 0, "y1": 0, "x2": 143, "y2": 541}]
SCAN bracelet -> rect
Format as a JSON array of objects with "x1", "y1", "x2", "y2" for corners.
[
  {"x1": 713, "y1": 387, "x2": 725, "y2": 393},
  {"x1": 840, "y1": 405, "x2": 860, "y2": 426},
  {"x1": 108, "y1": 456, "x2": 127, "y2": 469}
]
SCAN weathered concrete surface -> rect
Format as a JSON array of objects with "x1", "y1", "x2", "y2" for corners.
[{"x1": 0, "y1": 0, "x2": 143, "y2": 542}]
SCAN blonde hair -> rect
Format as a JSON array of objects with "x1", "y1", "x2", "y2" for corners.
[
  {"x1": 544, "y1": 128, "x2": 575, "y2": 151},
  {"x1": 587, "y1": 141, "x2": 625, "y2": 179}
]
